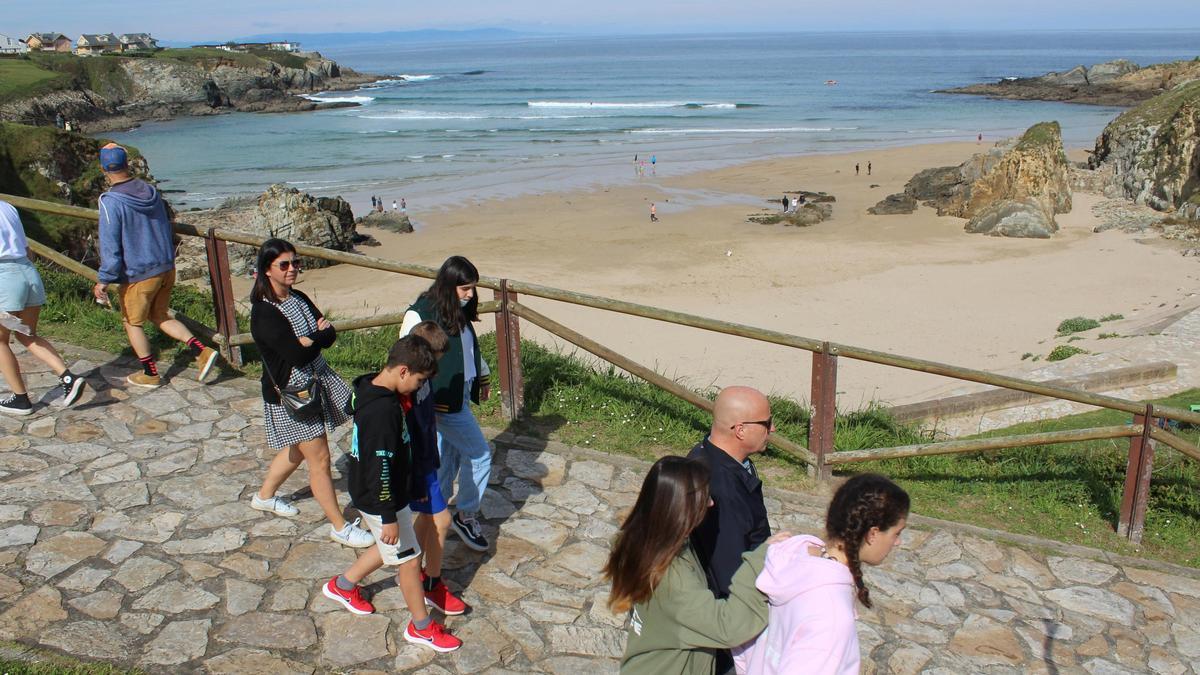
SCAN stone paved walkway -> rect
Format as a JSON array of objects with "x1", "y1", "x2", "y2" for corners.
[{"x1": 1, "y1": 345, "x2": 1199, "y2": 674}]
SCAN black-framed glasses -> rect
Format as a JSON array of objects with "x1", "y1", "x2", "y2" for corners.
[
  {"x1": 732, "y1": 417, "x2": 772, "y2": 430},
  {"x1": 276, "y1": 259, "x2": 302, "y2": 271}
]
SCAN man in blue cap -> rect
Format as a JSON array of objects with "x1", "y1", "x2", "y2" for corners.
[{"x1": 92, "y1": 143, "x2": 220, "y2": 387}]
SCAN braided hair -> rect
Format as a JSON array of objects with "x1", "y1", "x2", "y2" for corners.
[{"x1": 825, "y1": 473, "x2": 910, "y2": 608}]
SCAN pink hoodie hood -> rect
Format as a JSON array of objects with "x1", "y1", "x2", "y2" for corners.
[{"x1": 734, "y1": 535, "x2": 861, "y2": 675}]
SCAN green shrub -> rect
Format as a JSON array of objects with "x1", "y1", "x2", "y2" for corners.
[
  {"x1": 1098, "y1": 332, "x2": 1120, "y2": 339},
  {"x1": 1048, "y1": 345, "x2": 1088, "y2": 361},
  {"x1": 1021, "y1": 352, "x2": 1034, "y2": 360},
  {"x1": 1056, "y1": 316, "x2": 1101, "y2": 335},
  {"x1": 1100, "y1": 313, "x2": 1124, "y2": 322}
]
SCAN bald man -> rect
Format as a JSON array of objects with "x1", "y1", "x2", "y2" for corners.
[{"x1": 689, "y1": 386, "x2": 774, "y2": 673}]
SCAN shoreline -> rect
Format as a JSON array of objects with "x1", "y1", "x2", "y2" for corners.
[{"x1": 276, "y1": 139, "x2": 1200, "y2": 408}]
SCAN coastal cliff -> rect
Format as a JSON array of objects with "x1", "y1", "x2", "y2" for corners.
[
  {"x1": 0, "y1": 49, "x2": 380, "y2": 132},
  {"x1": 939, "y1": 57, "x2": 1200, "y2": 107},
  {"x1": 1089, "y1": 80, "x2": 1200, "y2": 219},
  {"x1": 895, "y1": 122, "x2": 1072, "y2": 237}
]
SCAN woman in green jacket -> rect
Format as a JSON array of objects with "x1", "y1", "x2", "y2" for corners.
[{"x1": 604, "y1": 456, "x2": 785, "y2": 675}]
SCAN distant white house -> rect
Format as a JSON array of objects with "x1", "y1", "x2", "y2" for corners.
[
  {"x1": 190, "y1": 40, "x2": 301, "y2": 54},
  {"x1": 267, "y1": 41, "x2": 300, "y2": 53},
  {"x1": 118, "y1": 33, "x2": 158, "y2": 52},
  {"x1": 0, "y1": 33, "x2": 28, "y2": 54}
]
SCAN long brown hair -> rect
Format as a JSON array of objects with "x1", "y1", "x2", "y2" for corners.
[
  {"x1": 604, "y1": 456, "x2": 711, "y2": 614},
  {"x1": 420, "y1": 255, "x2": 479, "y2": 335},
  {"x1": 825, "y1": 473, "x2": 910, "y2": 609}
]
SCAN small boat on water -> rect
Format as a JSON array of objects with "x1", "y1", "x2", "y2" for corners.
[{"x1": 824, "y1": 79, "x2": 838, "y2": 85}]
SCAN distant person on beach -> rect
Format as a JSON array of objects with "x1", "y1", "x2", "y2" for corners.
[
  {"x1": 689, "y1": 385, "x2": 774, "y2": 674},
  {"x1": 781, "y1": 195, "x2": 789, "y2": 212},
  {"x1": 371, "y1": 196, "x2": 377, "y2": 209},
  {"x1": 867, "y1": 162, "x2": 872, "y2": 176},
  {"x1": 407, "y1": 321, "x2": 470, "y2": 617},
  {"x1": 651, "y1": 155, "x2": 657, "y2": 175},
  {"x1": 400, "y1": 256, "x2": 494, "y2": 553},
  {"x1": 92, "y1": 143, "x2": 220, "y2": 388},
  {"x1": 401, "y1": 198, "x2": 407, "y2": 213},
  {"x1": 322, "y1": 334, "x2": 463, "y2": 653},
  {"x1": 248, "y1": 238, "x2": 374, "y2": 549},
  {"x1": 0, "y1": 200, "x2": 85, "y2": 415},
  {"x1": 733, "y1": 474, "x2": 910, "y2": 674},
  {"x1": 55, "y1": 113, "x2": 64, "y2": 129},
  {"x1": 855, "y1": 163, "x2": 859, "y2": 176},
  {"x1": 392, "y1": 200, "x2": 398, "y2": 211},
  {"x1": 650, "y1": 203, "x2": 659, "y2": 222},
  {"x1": 977, "y1": 132, "x2": 983, "y2": 144}
]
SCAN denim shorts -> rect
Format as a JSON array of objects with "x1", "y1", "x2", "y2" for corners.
[
  {"x1": 409, "y1": 470, "x2": 448, "y2": 514},
  {"x1": 0, "y1": 257, "x2": 46, "y2": 313}
]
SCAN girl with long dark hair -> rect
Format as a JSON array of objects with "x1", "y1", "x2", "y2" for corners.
[
  {"x1": 399, "y1": 256, "x2": 493, "y2": 560},
  {"x1": 248, "y1": 238, "x2": 372, "y2": 548},
  {"x1": 734, "y1": 473, "x2": 910, "y2": 674},
  {"x1": 605, "y1": 456, "x2": 784, "y2": 675}
]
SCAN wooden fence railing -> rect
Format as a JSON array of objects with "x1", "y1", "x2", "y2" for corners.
[{"x1": 6, "y1": 192, "x2": 1200, "y2": 545}]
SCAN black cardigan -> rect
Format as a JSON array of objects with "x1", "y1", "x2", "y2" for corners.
[{"x1": 250, "y1": 289, "x2": 337, "y2": 404}]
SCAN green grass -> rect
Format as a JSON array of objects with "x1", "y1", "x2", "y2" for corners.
[
  {"x1": 1098, "y1": 332, "x2": 1120, "y2": 340},
  {"x1": 0, "y1": 642, "x2": 140, "y2": 674},
  {"x1": 0, "y1": 58, "x2": 69, "y2": 102},
  {"x1": 247, "y1": 48, "x2": 308, "y2": 70},
  {"x1": 1048, "y1": 345, "x2": 1089, "y2": 361},
  {"x1": 1056, "y1": 316, "x2": 1101, "y2": 335},
  {"x1": 29, "y1": 261, "x2": 1200, "y2": 567},
  {"x1": 1100, "y1": 313, "x2": 1125, "y2": 322}
]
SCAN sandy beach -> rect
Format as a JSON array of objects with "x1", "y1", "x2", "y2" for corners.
[{"x1": 281, "y1": 141, "x2": 1200, "y2": 408}]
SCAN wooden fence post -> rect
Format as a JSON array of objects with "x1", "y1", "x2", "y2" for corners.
[
  {"x1": 493, "y1": 280, "x2": 525, "y2": 420},
  {"x1": 1117, "y1": 404, "x2": 1156, "y2": 543},
  {"x1": 204, "y1": 229, "x2": 241, "y2": 368},
  {"x1": 809, "y1": 342, "x2": 837, "y2": 480}
]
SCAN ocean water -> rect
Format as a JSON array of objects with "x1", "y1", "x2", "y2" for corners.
[{"x1": 105, "y1": 31, "x2": 1200, "y2": 208}]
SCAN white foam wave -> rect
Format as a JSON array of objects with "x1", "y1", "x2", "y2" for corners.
[
  {"x1": 400, "y1": 74, "x2": 439, "y2": 81},
  {"x1": 527, "y1": 100, "x2": 733, "y2": 109},
  {"x1": 303, "y1": 94, "x2": 375, "y2": 104},
  {"x1": 359, "y1": 110, "x2": 486, "y2": 120},
  {"x1": 628, "y1": 127, "x2": 833, "y2": 135}
]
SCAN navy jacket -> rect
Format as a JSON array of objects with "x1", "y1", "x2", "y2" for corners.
[{"x1": 687, "y1": 438, "x2": 772, "y2": 597}]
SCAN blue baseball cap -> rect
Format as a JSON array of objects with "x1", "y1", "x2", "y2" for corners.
[{"x1": 99, "y1": 146, "x2": 128, "y2": 172}]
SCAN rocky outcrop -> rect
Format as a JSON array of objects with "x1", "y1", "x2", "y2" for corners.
[
  {"x1": 1088, "y1": 80, "x2": 1200, "y2": 216},
  {"x1": 0, "y1": 122, "x2": 154, "y2": 256},
  {"x1": 177, "y1": 185, "x2": 360, "y2": 280},
  {"x1": 867, "y1": 193, "x2": 917, "y2": 215},
  {"x1": 938, "y1": 57, "x2": 1200, "y2": 107},
  {"x1": 359, "y1": 210, "x2": 414, "y2": 233},
  {"x1": 0, "y1": 50, "x2": 382, "y2": 132},
  {"x1": 749, "y1": 192, "x2": 835, "y2": 227},
  {"x1": 901, "y1": 122, "x2": 1072, "y2": 237}
]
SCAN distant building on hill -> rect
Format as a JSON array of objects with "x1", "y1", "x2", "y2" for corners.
[
  {"x1": 118, "y1": 33, "x2": 158, "y2": 52},
  {"x1": 24, "y1": 32, "x2": 72, "y2": 52},
  {"x1": 0, "y1": 34, "x2": 29, "y2": 54},
  {"x1": 76, "y1": 33, "x2": 121, "y2": 55},
  {"x1": 190, "y1": 40, "x2": 302, "y2": 54}
]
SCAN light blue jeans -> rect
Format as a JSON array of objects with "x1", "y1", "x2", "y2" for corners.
[{"x1": 435, "y1": 387, "x2": 491, "y2": 514}]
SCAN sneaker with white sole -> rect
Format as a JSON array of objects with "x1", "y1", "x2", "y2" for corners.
[
  {"x1": 0, "y1": 393, "x2": 32, "y2": 416},
  {"x1": 404, "y1": 619, "x2": 462, "y2": 652},
  {"x1": 250, "y1": 493, "x2": 299, "y2": 517},
  {"x1": 330, "y1": 517, "x2": 374, "y2": 548},
  {"x1": 451, "y1": 512, "x2": 489, "y2": 551},
  {"x1": 196, "y1": 347, "x2": 220, "y2": 382},
  {"x1": 59, "y1": 371, "x2": 85, "y2": 407},
  {"x1": 322, "y1": 577, "x2": 375, "y2": 615}
]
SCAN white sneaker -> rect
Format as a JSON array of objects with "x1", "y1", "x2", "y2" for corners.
[
  {"x1": 250, "y1": 494, "x2": 299, "y2": 517},
  {"x1": 331, "y1": 517, "x2": 374, "y2": 548}
]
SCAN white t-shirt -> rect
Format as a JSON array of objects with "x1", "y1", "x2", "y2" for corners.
[{"x1": 0, "y1": 201, "x2": 29, "y2": 260}]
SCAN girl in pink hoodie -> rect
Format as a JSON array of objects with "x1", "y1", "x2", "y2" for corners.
[{"x1": 734, "y1": 473, "x2": 910, "y2": 675}]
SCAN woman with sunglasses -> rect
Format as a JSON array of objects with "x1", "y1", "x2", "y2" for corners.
[
  {"x1": 605, "y1": 456, "x2": 788, "y2": 675},
  {"x1": 248, "y1": 238, "x2": 372, "y2": 548}
]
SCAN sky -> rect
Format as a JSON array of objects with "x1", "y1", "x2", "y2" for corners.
[{"x1": 5, "y1": 0, "x2": 1200, "y2": 41}]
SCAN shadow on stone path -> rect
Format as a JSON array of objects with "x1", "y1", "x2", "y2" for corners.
[{"x1": 0, "y1": 344, "x2": 1198, "y2": 674}]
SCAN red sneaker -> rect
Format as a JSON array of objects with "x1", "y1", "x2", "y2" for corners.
[
  {"x1": 321, "y1": 577, "x2": 374, "y2": 615},
  {"x1": 422, "y1": 572, "x2": 469, "y2": 616},
  {"x1": 404, "y1": 619, "x2": 462, "y2": 653}
]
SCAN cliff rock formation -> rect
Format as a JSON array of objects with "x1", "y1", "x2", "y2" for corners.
[
  {"x1": 903, "y1": 122, "x2": 1072, "y2": 238},
  {"x1": 0, "y1": 50, "x2": 379, "y2": 132},
  {"x1": 1089, "y1": 80, "x2": 1200, "y2": 220},
  {"x1": 938, "y1": 57, "x2": 1200, "y2": 107},
  {"x1": 359, "y1": 210, "x2": 414, "y2": 233},
  {"x1": 178, "y1": 185, "x2": 360, "y2": 280}
]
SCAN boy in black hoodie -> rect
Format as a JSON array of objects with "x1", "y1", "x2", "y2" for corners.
[{"x1": 322, "y1": 335, "x2": 463, "y2": 653}]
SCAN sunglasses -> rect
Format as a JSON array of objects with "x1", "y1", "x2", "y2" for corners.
[
  {"x1": 732, "y1": 417, "x2": 773, "y2": 430},
  {"x1": 276, "y1": 259, "x2": 302, "y2": 271}
]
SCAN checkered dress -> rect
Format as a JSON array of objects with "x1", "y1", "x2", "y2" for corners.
[{"x1": 261, "y1": 294, "x2": 352, "y2": 449}]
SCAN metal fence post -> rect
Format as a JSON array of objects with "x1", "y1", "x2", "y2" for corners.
[
  {"x1": 204, "y1": 229, "x2": 241, "y2": 367},
  {"x1": 809, "y1": 342, "x2": 837, "y2": 480},
  {"x1": 493, "y1": 280, "x2": 525, "y2": 420},
  {"x1": 1117, "y1": 404, "x2": 1156, "y2": 543}
]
